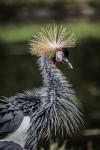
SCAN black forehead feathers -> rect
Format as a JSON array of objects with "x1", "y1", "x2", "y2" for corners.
[{"x1": 62, "y1": 48, "x2": 69, "y2": 58}]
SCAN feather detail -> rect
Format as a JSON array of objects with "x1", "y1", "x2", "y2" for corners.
[
  {"x1": 25, "y1": 57, "x2": 83, "y2": 150},
  {"x1": 30, "y1": 24, "x2": 77, "y2": 57}
]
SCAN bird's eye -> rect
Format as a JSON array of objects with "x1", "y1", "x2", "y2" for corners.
[
  {"x1": 53, "y1": 54, "x2": 56, "y2": 63},
  {"x1": 63, "y1": 48, "x2": 69, "y2": 58}
]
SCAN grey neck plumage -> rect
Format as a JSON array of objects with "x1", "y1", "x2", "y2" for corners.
[
  {"x1": 38, "y1": 56, "x2": 66, "y2": 88},
  {"x1": 25, "y1": 56, "x2": 82, "y2": 150}
]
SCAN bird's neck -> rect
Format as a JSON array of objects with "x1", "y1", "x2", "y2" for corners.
[
  {"x1": 38, "y1": 56, "x2": 66, "y2": 89},
  {"x1": 25, "y1": 57, "x2": 82, "y2": 150}
]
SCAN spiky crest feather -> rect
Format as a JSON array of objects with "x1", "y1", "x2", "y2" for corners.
[{"x1": 30, "y1": 24, "x2": 77, "y2": 57}]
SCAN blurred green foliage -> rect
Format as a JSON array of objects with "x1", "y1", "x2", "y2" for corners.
[{"x1": 0, "y1": 22, "x2": 100, "y2": 43}]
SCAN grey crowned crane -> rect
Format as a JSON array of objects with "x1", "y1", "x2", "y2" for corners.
[{"x1": 0, "y1": 25, "x2": 83, "y2": 150}]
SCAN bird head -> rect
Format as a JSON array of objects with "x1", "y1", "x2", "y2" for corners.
[
  {"x1": 30, "y1": 24, "x2": 77, "y2": 69},
  {"x1": 53, "y1": 47, "x2": 73, "y2": 69}
]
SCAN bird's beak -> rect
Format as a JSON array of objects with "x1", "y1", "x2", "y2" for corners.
[{"x1": 62, "y1": 58, "x2": 73, "y2": 69}]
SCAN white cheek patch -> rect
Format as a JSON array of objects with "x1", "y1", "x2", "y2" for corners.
[{"x1": 56, "y1": 51, "x2": 63, "y2": 62}]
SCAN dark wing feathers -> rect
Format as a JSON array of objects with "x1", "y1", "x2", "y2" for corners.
[
  {"x1": 0, "y1": 141, "x2": 24, "y2": 150},
  {"x1": 0, "y1": 90, "x2": 40, "y2": 149},
  {"x1": 0, "y1": 90, "x2": 40, "y2": 137},
  {"x1": 0, "y1": 100, "x2": 23, "y2": 137},
  {"x1": 6, "y1": 90, "x2": 41, "y2": 115}
]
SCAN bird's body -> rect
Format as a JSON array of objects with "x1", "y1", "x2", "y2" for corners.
[{"x1": 0, "y1": 25, "x2": 83, "y2": 150}]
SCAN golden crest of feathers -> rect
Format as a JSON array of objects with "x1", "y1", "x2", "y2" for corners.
[{"x1": 30, "y1": 24, "x2": 77, "y2": 57}]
